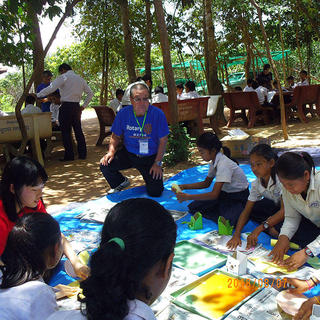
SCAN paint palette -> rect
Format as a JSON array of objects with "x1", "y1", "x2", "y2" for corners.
[
  {"x1": 171, "y1": 270, "x2": 261, "y2": 320},
  {"x1": 173, "y1": 241, "x2": 227, "y2": 276}
]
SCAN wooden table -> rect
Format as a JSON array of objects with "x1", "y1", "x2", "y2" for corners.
[{"x1": 0, "y1": 113, "x2": 52, "y2": 166}]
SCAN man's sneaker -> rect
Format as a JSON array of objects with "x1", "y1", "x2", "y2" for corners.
[{"x1": 107, "y1": 177, "x2": 130, "y2": 194}]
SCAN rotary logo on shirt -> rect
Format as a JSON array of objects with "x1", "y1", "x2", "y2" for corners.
[{"x1": 144, "y1": 123, "x2": 152, "y2": 135}]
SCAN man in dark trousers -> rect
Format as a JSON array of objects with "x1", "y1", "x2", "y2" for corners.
[
  {"x1": 100, "y1": 82, "x2": 168, "y2": 196},
  {"x1": 37, "y1": 63, "x2": 93, "y2": 161}
]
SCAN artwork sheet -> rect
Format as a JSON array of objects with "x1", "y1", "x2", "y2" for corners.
[{"x1": 171, "y1": 270, "x2": 261, "y2": 320}]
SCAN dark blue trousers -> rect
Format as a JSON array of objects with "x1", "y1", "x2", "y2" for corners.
[{"x1": 188, "y1": 188, "x2": 249, "y2": 226}]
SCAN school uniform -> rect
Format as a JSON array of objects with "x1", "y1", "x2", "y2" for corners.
[
  {"x1": 243, "y1": 86, "x2": 255, "y2": 92},
  {"x1": 188, "y1": 152, "x2": 249, "y2": 226},
  {"x1": 248, "y1": 175, "x2": 282, "y2": 225},
  {"x1": 280, "y1": 171, "x2": 320, "y2": 250},
  {"x1": 46, "y1": 299, "x2": 156, "y2": 320},
  {"x1": 255, "y1": 86, "x2": 268, "y2": 105},
  {"x1": 0, "y1": 279, "x2": 58, "y2": 320},
  {"x1": 296, "y1": 79, "x2": 309, "y2": 86},
  {"x1": 180, "y1": 91, "x2": 200, "y2": 99}
]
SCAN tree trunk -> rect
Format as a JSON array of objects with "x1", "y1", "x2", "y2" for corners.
[
  {"x1": 118, "y1": 0, "x2": 136, "y2": 83},
  {"x1": 104, "y1": 45, "x2": 110, "y2": 103},
  {"x1": 15, "y1": 0, "x2": 81, "y2": 155},
  {"x1": 100, "y1": 40, "x2": 107, "y2": 105},
  {"x1": 250, "y1": 0, "x2": 288, "y2": 140},
  {"x1": 278, "y1": 14, "x2": 287, "y2": 83},
  {"x1": 144, "y1": 0, "x2": 152, "y2": 78},
  {"x1": 153, "y1": 0, "x2": 178, "y2": 124},
  {"x1": 26, "y1": 3, "x2": 44, "y2": 92},
  {"x1": 203, "y1": 0, "x2": 226, "y2": 133}
]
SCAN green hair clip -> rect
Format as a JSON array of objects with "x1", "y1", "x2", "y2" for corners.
[{"x1": 108, "y1": 237, "x2": 125, "y2": 251}]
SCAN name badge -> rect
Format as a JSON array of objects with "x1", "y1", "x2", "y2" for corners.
[{"x1": 139, "y1": 139, "x2": 148, "y2": 154}]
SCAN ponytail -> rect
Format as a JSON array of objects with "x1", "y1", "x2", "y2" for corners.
[
  {"x1": 80, "y1": 198, "x2": 177, "y2": 320},
  {"x1": 275, "y1": 151, "x2": 315, "y2": 180}
]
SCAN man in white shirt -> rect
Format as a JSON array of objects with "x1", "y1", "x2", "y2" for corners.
[
  {"x1": 254, "y1": 80, "x2": 268, "y2": 106},
  {"x1": 296, "y1": 70, "x2": 309, "y2": 86},
  {"x1": 180, "y1": 80, "x2": 200, "y2": 99},
  {"x1": 152, "y1": 86, "x2": 168, "y2": 103},
  {"x1": 37, "y1": 63, "x2": 93, "y2": 161},
  {"x1": 243, "y1": 79, "x2": 255, "y2": 92},
  {"x1": 109, "y1": 88, "x2": 124, "y2": 113},
  {"x1": 22, "y1": 95, "x2": 42, "y2": 115}
]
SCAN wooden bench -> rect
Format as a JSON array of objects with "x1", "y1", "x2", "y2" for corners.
[
  {"x1": 92, "y1": 106, "x2": 115, "y2": 145},
  {"x1": 223, "y1": 91, "x2": 273, "y2": 128},
  {"x1": 285, "y1": 85, "x2": 320, "y2": 123},
  {"x1": 0, "y1": 113, "x2": 52, "y2": 166},
  {"x1": 153, "y1": 97, "x2": 210, "y2": 137}
]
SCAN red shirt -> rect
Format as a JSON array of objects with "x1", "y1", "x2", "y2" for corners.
[{"x1": 0, "y1": 199, "x2": 47, "y2": 256}]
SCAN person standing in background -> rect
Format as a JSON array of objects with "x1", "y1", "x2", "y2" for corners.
[
  {"x1": 37, "y1": 63, "x2": 93, "y2": 161},
  {"x1": 36, "y1": 70, "x2": 53, "y2": 112}
]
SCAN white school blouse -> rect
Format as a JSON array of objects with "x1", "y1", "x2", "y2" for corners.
[
  {"x1": 0, "y1": 279, "x2": 58, "y2": 320},
  {"x1": 280, "y1": 171, "x2": 320, "y2": 255},
  {"x1": 207, "y1": 152, "x2": 249, "y2": 193},
  {"x1": 248, "y1": 175, "x2": 282, "y2": 204},
  {"x1": 46, "y1": 299, "x2": 156, "y2": 320}
]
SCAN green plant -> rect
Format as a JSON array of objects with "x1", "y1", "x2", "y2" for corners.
[{"x1": 163, "y1": 123, "x2": 193, "y2": 167}]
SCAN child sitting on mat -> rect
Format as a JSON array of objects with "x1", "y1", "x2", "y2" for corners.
[
  {"x1": 227, "y1": 144, "x2": 283, "y2": 250},
  {"x1": 0, "y1": 213, "x2": 62, "y2": 319},
  {"x1": 46, "y1": 198, "x2": 177, "y2": 320},
  {"x1": 173, "y1": 132, "x2": 249, "y2": 226},
  {"x1": 271, "y1": 152, "x2": 320, "y2": 270},
  {"x1": 0, "y1": 156, "x2": 89, "y2": 280}
]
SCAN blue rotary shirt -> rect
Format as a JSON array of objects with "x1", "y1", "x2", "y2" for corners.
[
  {"x1": 36, "y1": 83, "x2": 51, "y2": 112},
  {"x1": 111, "y1": 105, "x2": 169, "y2": 156}
]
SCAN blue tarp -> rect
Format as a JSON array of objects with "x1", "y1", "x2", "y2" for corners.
[{"x1": 50, "y1": 164, "x2": 319, "y2": 287}]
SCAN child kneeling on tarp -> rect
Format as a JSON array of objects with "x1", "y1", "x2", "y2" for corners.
[{"x1": 173, "y1": 132, "x2": 249, "y2": 226}]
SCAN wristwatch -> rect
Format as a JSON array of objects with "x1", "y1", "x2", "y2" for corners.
[
  {"x1": 304, "y1": 247, "x2": 314, "y2": 258},
  {"x1": 262, "y1": 220, "x2": 270, "y2": 230},
  {"x1": 155, "y1": 160, "x2": 162, "y2": 167}
]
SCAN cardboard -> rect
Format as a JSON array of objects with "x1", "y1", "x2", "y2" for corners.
[
  {"x1": 221, "y1": 129, "x2": 278, "y2": 158},
  {"x1": 182, "y1": 212, "x2": 203, "y2": 230}
]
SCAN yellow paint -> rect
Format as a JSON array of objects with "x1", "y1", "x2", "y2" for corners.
[
  {"x1": 249, "y1": 255, "x2": 296, "y2": 274},
  {"x1": 179, "y1": 273, "x2": 258, "y2": 318}
]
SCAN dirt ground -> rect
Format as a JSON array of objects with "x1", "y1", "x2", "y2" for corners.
[{"x1": 42, "y1": 108, "x2": 320, "y2": 212}]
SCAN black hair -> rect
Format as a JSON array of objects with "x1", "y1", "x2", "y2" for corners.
[
  {"x1": 48, "y1": 90, "x2": 60, "y2": 98},
  {"x1": 185, "y1": 80, "x2": 196, "y2": 91},
  {"x1": 197, "y1": 132, "x2": 222, "y2": 153},
  {"x1": 135, "y1": 76, "x2": 143, "y2": 82},
  {"x1": 43, "y1": 70, "x2": 53, "y2": 77},
  {"x1": 0, "y1": 212, "x2": 61, "y2": 288},
  {"x1": 286, "y1": 76, "x2": 294, "y2": 81},
  {"x1": 275, "y1": 151, "x2": 315, "y2": 180},
  {"x1": 250, "y1": 144, "x2": 278, "y2": 186},
  {"x1": 263, "y1": 64, "x2": 271, "y2": 70},
  {"x1": 0, "y1": 156, "x2": 48, "y2": 223},
  {"x1": 176, "y1": 83, "x2": 184, "y2": 90},
  {"x1": 80, "y1": 198, "x2": 177, "y2": 320},
  {"x1": 234, "y1": 86, "x2": 242, "y2": 91},
  {"x1": 130, "y1": 82, "x2": 150, "y2": 98},
  {"x1": 58, "y1": 63, "x2": 72, "y2": 72},
  {"x1": 142, "y1": 74, "x2": 152, "y2": 82},
  {"x1": 115, "y1": 89, "x2": 124, "y2": 97},
  {"x1": 273, "y1": 80, "x2": 278, "y2": 86},
  {"x1": 154, "y1": 86, "x2": 164, "y2": 94},
  {"x1": 25, "y1": 94, "x2": 36, "y2": 105},
  {"x1": 247, "y1": 79, "x2": 254, "y2": 85},
  {"x1": 252, "y1": 80, "x2": 259, "y2": 89},
  {"x1": 300, "y1": 70, "x2": 308, "y2": 76}
]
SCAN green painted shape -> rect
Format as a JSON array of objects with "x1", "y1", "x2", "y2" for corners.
[
  {"x1": 173, "y1": 241, "x2": 226, "y2": 274},
  {"x1": 218, "y1": 216, "x2": 234, "y2": 235}
]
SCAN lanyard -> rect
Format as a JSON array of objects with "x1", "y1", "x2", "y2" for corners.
[{"x1": 133, "y1": 109, "x2": 147, "y2": 136}]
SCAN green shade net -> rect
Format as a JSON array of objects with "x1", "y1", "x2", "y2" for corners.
[{"x1": 139, "y1": 50, "x2": 291, "y2": 73}]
